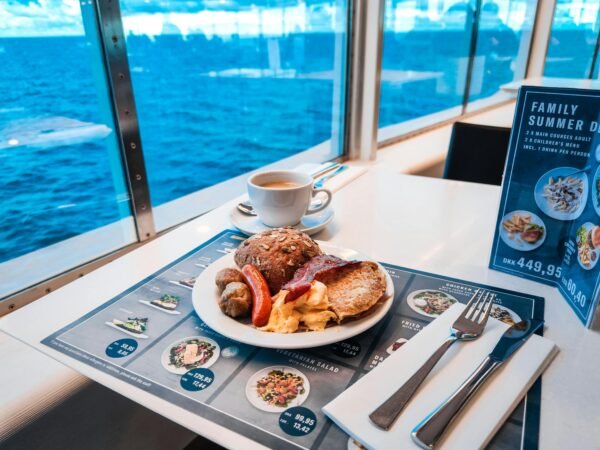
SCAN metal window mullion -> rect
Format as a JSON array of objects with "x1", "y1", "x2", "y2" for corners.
[
  {"x1": 345, "y1": 0, "x2": 385, "y2": 161},
  {"x1": 461, "y1": 0, "x2": 482, "y2": 114},
  {"x1": 94, "y1": 0, "x2": 155, "y2": 241},
  {"x1": 588, "y1": 8, "x2": 600, "y2": 79}
]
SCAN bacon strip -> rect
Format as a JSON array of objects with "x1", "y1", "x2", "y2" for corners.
[{"x1": 282, "y1": 255, "x2": 360, "y2": 302}]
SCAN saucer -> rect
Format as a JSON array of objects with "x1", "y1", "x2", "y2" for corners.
[{"x1": 229, "y1": 206, "x2": 334, "y2": 236}]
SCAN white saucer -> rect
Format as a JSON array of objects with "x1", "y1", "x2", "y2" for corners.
[{"x1": 229, "y1": 206, "x2": 334, "y2": 236}]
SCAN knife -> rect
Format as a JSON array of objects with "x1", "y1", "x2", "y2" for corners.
[{"x1": 411, "y1": 319, "x2": 544, "y2": 450}]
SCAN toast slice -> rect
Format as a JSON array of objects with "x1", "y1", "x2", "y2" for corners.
[{"x1": 319, "y1": 261, "x2": 386, "y2": 322}]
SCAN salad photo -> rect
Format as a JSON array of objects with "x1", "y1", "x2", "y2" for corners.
[
  {"x1": 105, "y1": 317, "x2": 149, "y2": 339},
  {"x1": 406, "y1": 290, "x2": 458, "y2": 318},
  {"x1": 140, "y1": 294, "x2": 181, "y2": 314},
  {"x1": 161, "y1": 336, "x2": 220, "y2": 374},
  {"x1": 245, "y1": 366, "x2": 310, "y2": 412}
]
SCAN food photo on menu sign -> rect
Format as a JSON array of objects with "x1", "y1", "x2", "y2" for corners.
[{"x1": 490, "y1": 85, "x2": 600, "y2": 327}]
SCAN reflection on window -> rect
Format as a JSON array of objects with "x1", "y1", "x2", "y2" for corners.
[
  {"x1": 378, "y1": 0, "x2": 475, "y2": 136},
  {"x1": 120, "y1": 0, "x2": 348, "y2": 230},
  {"x1": 545, "y1": 0, "x2": 600, "y2": 78},
  {"x1": 0, "y1": 0, "x2": 135, "y2": 299},
  {"x1": 467, "y1": 0, "x2": 537, "y2": 109}
]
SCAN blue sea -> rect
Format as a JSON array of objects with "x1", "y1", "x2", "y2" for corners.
[{"x1": 0, "y1": 31, "x2": 517, "y2": 263}]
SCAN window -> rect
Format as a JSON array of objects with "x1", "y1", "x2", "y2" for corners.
[
  {"x1": 119, "y1": 0, "x2": 349, "y2": 231},
  {"x1": 545, "y1": 0, "x2": 600, "y2": 78},
  {"x1": 466, "y1": 0, "x2": 537, "y2": 110},
  {"x1": 378, "y1": 0, "x2": 538, "y2": 140},
  {"x1": 0, "y1": 0, "x2": 136, "y2": 300},
  {"x1": 378, "y1": 0, "x2": 475, "y2": 139}
]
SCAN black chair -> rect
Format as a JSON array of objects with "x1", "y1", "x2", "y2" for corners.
[{"x1": 443, "y1": 122, "x2": 511, "y2": 186}]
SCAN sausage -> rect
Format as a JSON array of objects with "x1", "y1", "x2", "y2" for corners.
[{"x1": 241, "y1": 264, "x2": 272, "y2": 327}]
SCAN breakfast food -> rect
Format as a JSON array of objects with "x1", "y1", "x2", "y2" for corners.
[
  {"x1": 217, "y1": 236, "x2": 389, "y2": 334},
  {"x1": 318, "y1": 261, "x2": 386, "y2": 322},
  {"x1": 282, "y1": 255, "x2": 360, "y2": 301},
  {"x1": 256, "y1": 370, "x2": 305, "y2": 408},
  {"x1": 242, "y1": 264, "x2": 273, "y2": 327},
  {"x1": 234, "y1": 228, "x2": 322, "y2": 293},
  {"x1": 260, "y1": 281, "x2": 337, "y2": 333},
  {"x1": 219, "y1": 282, "x2": 251, "y2": 318},
  {"x1": 151, "y1": 294, "x2": 180, "y2": 311},
  {"x1": 215, "y1": 268, "x2": 245, "y2": 291},
  {"x1": 543, "y1": 174, "x2": 584, "y2": 213},
  {"x1": 168, "y1": 338, "x2": 216, "y2": 371}
]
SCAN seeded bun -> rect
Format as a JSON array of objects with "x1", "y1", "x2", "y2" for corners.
[{"x1": 234, "y1": 228, "x2": 322, "y2": 293}]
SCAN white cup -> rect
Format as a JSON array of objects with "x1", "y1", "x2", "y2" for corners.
[{"x1": 247, "y1": 170, "x2": 333, "y2": 227}]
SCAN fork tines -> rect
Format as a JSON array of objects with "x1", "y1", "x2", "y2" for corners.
[{"x1": 464, "y1": 288, "x2": 495, "y2": 325}]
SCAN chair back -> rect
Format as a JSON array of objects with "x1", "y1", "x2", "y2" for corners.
[{"x1": 443, "y1": 122, "x2": 511, "y2": 186}]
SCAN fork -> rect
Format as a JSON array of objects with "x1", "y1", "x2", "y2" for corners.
[{"x1": 369, "y1": 289, "x2": 495, "y2": 430}]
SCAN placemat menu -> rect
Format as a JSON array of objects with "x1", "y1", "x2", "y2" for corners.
[{"x1": 42, "y1": 230, "x2": 545, "y2": 450}]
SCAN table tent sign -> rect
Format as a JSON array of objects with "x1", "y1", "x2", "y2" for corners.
[{"x1": 490, "y1": 86, "x2": 600, "y2": 327}]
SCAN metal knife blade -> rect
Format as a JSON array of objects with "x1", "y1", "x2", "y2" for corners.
[
  {"x1": 488, "y1": 319, "x2": 544, "y2": 362},
  {"x1": 411, "y1": 318, "x2": 545, "y2": 449}
]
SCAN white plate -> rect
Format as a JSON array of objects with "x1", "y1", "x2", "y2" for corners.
[
  {"x1": 229, "y1": 205, "x2": 334, "y2": 236},
  {"x1": 406, "y1": 289, "x2": 458, "y2": 318},
  {"x1": 105, "y1": 321, "x2": 148, "y2": 339},
  {"x1": 591, "y1": 165, "x2": 600, "y2": 217},
  {"x1": 245, "y1": 366, "x2": 310, "y2": 412},
  {"x1": 499, "y1": 210, "x2": 546, "y2": 251},
  {"x1": 192, "y1": 242, "x2": 394, "y2": 349},
  {"x1": 161, "y1": 336, "x2": 220, "y2": 374},
  {"x1": 534, "y1": 167, "x2": 588, "y2": 221},
  {"x1": 490, "y1": 304, "x2": 521, "y2": 325},
  {"x1": 139, "y1": 300, "x2": 182, "y2": 315}
]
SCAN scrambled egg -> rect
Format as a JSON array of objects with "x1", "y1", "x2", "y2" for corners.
[{"x1": 259, "y1": 281, "x2": 338, "y2": 333}]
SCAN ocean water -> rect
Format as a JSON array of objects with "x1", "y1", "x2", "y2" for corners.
[{"x1": 0, "y1": 31, "x2": 516, "y2": 263}]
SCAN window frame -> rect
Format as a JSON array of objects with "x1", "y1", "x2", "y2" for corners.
[
  {"x1": 1, "y1": 0, "x2": 356, "y2": 313},
  {"x1": 1, "y1": 0, "x2": 568, "y2": 314}
]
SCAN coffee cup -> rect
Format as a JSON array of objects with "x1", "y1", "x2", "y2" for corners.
[{"x1": 247, "y1": 170, "x2": 333, "y2": 227}]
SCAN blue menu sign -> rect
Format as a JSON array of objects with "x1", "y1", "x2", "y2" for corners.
[{"x1": 490, "y1": 86, "x2": 600, "y2": 327}]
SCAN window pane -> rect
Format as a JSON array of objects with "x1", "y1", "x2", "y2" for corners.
[
  {"x1": 466, "y1": 0, "x2": 537, "y2": 111},
  {"x1": 0, "y1": 1, "x2": 136, "y2": 299},
  {"x1": 120, "y1": 0, "x2": 348, "y2": 231},
  {"x1": 378, "y1": 0, "x2": 476, "y2": 141},
  {"x1": 545, "y1": 0, "x2": 600, "y2": 78}
]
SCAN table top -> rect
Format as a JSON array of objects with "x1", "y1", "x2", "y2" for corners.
[
  {"x1": 2, "y1": 168, "x2": 599, "y2": 449},
  {"x1": 501, "y1": 76, "x2": 600, "y2": 93}
]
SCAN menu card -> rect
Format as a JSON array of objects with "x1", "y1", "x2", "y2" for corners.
[
  {"x1": 43, "y1": 230, "x2": 545, "y2": 449},
  {"x1": 490, "y1": 86, "x2": 600, "y2": 327}
]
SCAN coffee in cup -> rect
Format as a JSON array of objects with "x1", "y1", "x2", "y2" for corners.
[{"x1": 247, "y1": 170, "x2": 332, "y2": 227}]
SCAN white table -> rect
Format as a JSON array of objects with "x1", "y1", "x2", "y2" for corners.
[
  {"x1": 2, "y1": 169, "x2": 599, "y2": 450},
  {"x1": 501, "y1": 76, "x2": 600, "y2": 94}
]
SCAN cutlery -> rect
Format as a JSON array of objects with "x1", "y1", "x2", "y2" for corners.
[
  {"x1": 369, "y1": 289, "x2": 495, "y2": 431},
  {"x1": 411, "y1": 318, "x2": 544, "y2": 449},
  {"x1": 237, "y1": 163, "x2": 344, "y2": 216},
  {"x1": 314, "y1": 164, "x2": 348, "y2": 189}
]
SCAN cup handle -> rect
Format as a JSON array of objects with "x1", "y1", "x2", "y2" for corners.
[{"x1": 307, "y1": 188, "x2": 332, "y2": 214}]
